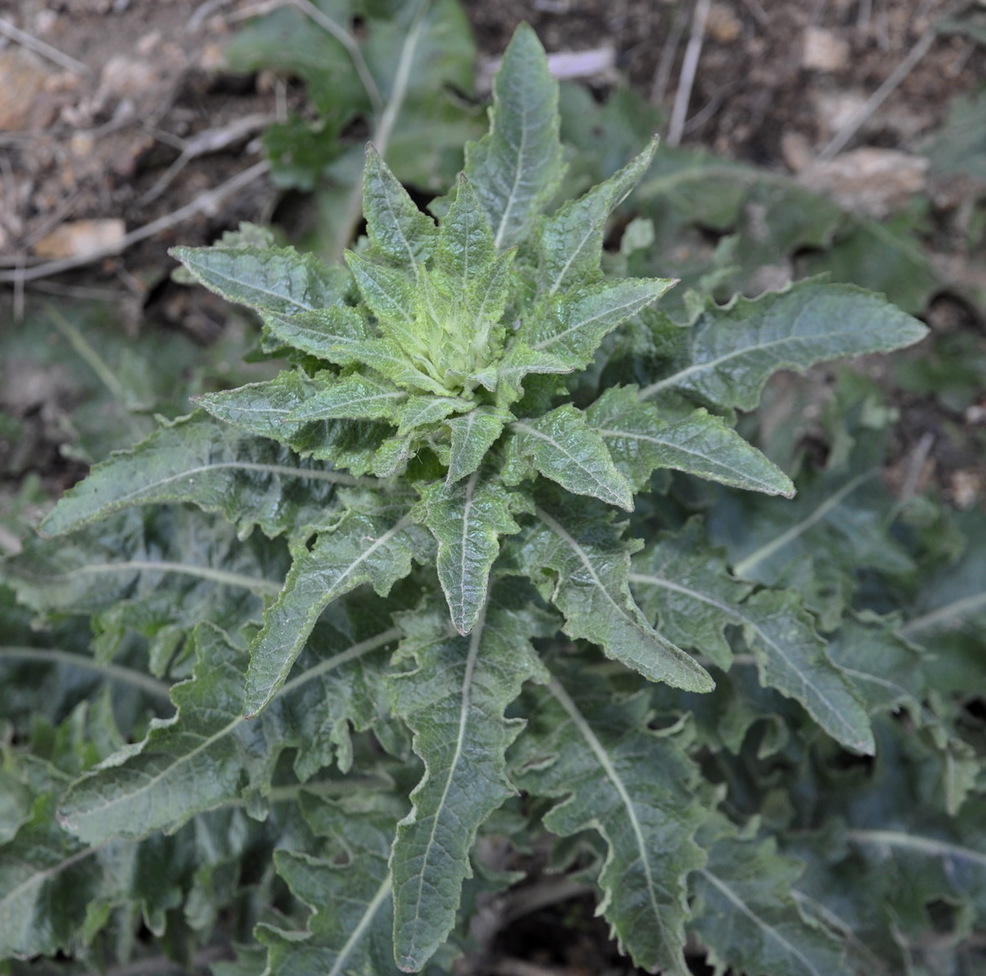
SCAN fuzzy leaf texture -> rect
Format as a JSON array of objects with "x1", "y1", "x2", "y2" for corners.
[
  {"x1": 463, "y1": 23, "x2": 565, "y2": 248},
  {"x1": 640, "y1": 280, "x2": 928, "y2": 409},
  {"x1": 522, "y1": 499, "x2": 714, "y2": 692},
  {"x1": 631, "y1": 523, "x2": 875, "y2": 753},
  {"x1": 40, "y1": 413, "x2": 347, "y2": 542},
  {"x1": 58, "y1": 616, "x2": 399, "y2": 843},
  {"x1": 389, "y1": 596, "x2": 549, "y2": 970},
  {"x1": 511, "y1": 659, "x2": 707, "y2": 975},
  {"x1": 244, "y1": 510, "x2": 424, "y2": 716}
]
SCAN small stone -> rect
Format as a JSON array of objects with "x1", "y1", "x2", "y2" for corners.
[
  {"x1": 707, "y1": 2, "x2": 742, "y2": 44},
  {"x1": 33, "y1": 219, "x2": 127, "y2": 259},
  {"x1": 802, "y1": 27, "x2": 850, "y2": 72},
  {"x1": 0, "y1": 49, "x2": 55, "y2": 130},
  {"x1": 798, "y1": 148, "x2": 929, "y2": 218}
]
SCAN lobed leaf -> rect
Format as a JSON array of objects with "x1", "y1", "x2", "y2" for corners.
[
  {"x1": 40, "y1": 412, "x2": 346, "y2": 542},
  {"x1": 632, "y1": 535, "x2": 875, "y2": 753},
  {"x1": 58, "y1": 617, "x2": 398, "y2": 844},
  {"x1": 511, "y1": 663, "x2": 707, "y2": 975},
  {"x1": 363, "y1": 143, "x2": 438, "y2": 274},
  {"x1": 389, "y1": 599, "x2": 548, "y2": 971},
  {"x1": 416, "y1": 475, "x2": 523, "y2": 634},
  {"x1": 639, "y1": 280, "x2": 928, "y2": 409},
  {"x1": 463, "y1": 23, "x2": 565, "y2": 249},
  {"x1": 508, "y1": 405, "x2": 634, "y2": 510},
  {"x1": 691, "y1": 827, "x2": 846, "y2": 976},
  {"x1": 587, "y1": 385, "x2": 795, "y2": 495},
  {"x1": 519, "y1": 277, "x2": 677, "y2": 374},
  {"x1": 443, "y1": 407, "x2": 510, "y2": 483},
  {"x1": 172, "y1": 244, "x2": 348, "y2": 314},
  {"x1": 538, "y1": 139, "x2": 659, "y2": 295},
  {"x1": 523, "y1": 502, "x2": 713, "y2": 692},
  {"x1": 286, "y1": 372, "x2": 408, "y2": 424},
  {"x1": 244, "y1": 510, "x2": 424, "y2": 716},
  {"x1": 260, "y1": 797, "x2": 408, "y2": 976}
]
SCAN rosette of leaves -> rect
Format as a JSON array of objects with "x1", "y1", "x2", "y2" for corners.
[{"x1": 20, "y1": 24, "x2": 939, "y2": 976}]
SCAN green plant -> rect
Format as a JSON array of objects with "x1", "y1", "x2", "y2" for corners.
[{"x1": 4, "y1": 24, "x2": 985, "y2": 976}]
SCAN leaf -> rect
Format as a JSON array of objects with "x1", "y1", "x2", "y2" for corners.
[
  {"x1": 40, "y1": 412, "x2": 348, "y2": 542},
  {"x1": 463, "y1": 23, "x2": 565, "y2": 249},
  {"x1": 417, "y1": 475, "x2": 523, "y2": 634},
  {"x1": 363, "y1": 143, "x2": 438, "y2": 274},
  {"x1": 244, "y1": 510, "x2": 423, "y2": 716},
  {"x1": 508, "y1": 405, "x2": 634, "y2": 510},
  {"x1": 286, "y1": 372, "x2": 408, "y2": 423},
  {"x1": 630, "y1": 520, "x2": 753, "y2": 670},
  {"x1": 172, "y1": 244, "x2": 348, "y2": 314},
  {"x1": 523, "y1": 502, "x2": 713, "y2": 692},
  {"x1": 691, "y1": 827, "x2": 846, "y2": 976},
  {"x1": 538, "y1": 139, "x2": 658, "y2": 295},
  {"x1": 511, "y1": 661, "x2": 707, "y2": 975},
  {"x1": 57, "y1": 614, "x2": 399, "y2": 844},
  {"x1": 631, "y1": 535, "x2": 875, "y2": 754},
  {"x1": 518, "y1": 278, "x2": 677, "y2": 375},
  {"x1": 443, "y1": 407, "x2": 510, "y2": 483},
  {"x1": 639, "y1": 280, "x2": 928, "y2": 409},
  {"x1": 259, "y1": 797, "x2": 409, "y2": 976},
  {"x1": 587, "y1": 385, "x2": 794, "y2": 495},
  {"x1": 260, "y1": 305, "x2": 373, "y2": 364},
  {"x1": 389, "y1": 596, "x2": 549, "y2": 971}
]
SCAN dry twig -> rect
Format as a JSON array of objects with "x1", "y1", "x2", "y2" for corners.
[
  {"x1": 0, "y1": 17, "x2": 89, "y2": 74},
  {"x1": 816, "y1": 26, "x2": 937, "y2": 162},
  {"x1": 667, "y1": 0, "x2": 712, "y2": 147}
]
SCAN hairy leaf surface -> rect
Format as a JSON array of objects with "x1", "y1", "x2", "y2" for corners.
[
  {"x1": 587, "y1": 386, "x2": 794, "y2": 495},
  {"x1": 512, "y1": 663, "x2": 706, "y2": 975},
  {"x1": 463, "y1": 24, "x2": 564, "y2": 249},
  {"x1": 691, "y1": 828, "x2": 845, "y2": 976},
  {"x1": 40, "y1": 413, "x2": 346, "y2": 541},
  {"x1": 244, "y1": 511, "x2": 423, "y2": 716},
  {"x1": 640, "y1": 280, "x2": 928, "y2": 409},
  {"x1": 389, "y1": 599, "x2": 548, "y2": 970},
  {"x1": 173, "y1": 244, "x2": 348, "y2": 313},
  {"x1": 523, "y1": 503, "x2": 713, "y2": 692},
  {"x1": 508, "y1": 405, "x2": 634, "y2": 510},
  {"x1": 417, "y1": 476, "x2": 523, "y2": 634},
  {"x1": 632, "y1": 534, "x2": 875, "y2": 753}
]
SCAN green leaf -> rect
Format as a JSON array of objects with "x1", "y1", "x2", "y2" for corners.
[
  {"x1": 259, "y1": 797, "x2": 408, "y2": 976},
  {"x1": 260, "y1": 305, "x2": 372, "y2": 364},
  {"x1": 389, "y1": 597, "x2": 548, "y2": 971},
  {"x1": 524, "y1": 503, "x2": 713, "y2": 692},
  {"x1": 631, "y1": 536, "x2": 875, "y2": 753},
  {"x1": 691, "y1": 827, "x2": 846, "y2": 976},
  {"x1": 630, "y1": 520, "x2": 753, "y2": 670},
  {"x1": 538, "y1": 139, "x2": 659, "y2": 295},
  {"x1": 172, "y1": 244, "x2": 348, "y2": 314},
  {"x1": 508, "y1": 405, "x2": 634, "y2": 510},
  {"x1": 511, "y1": 662, "x2": 707, "y2": 975},
  {"x1": 417, "y1": 475, "x2": 523, "y2": 634},
  {"x1": 286, "y1": 372, "x2": 408, "y2": 423},
  {"x1": 58, "y1": 615, "x2": 399, "y2": 844},
  {"x1": 39, "y1": 412, "x2": 348, "y2": 542},
  {"x1": 463, "y1": 23, "x2": 565, "y2": 249},
  {"x1": 639, "y1": 280, "x2": 928, "y2": 409},
  {"x1": 443, "y1": 407, "x2": 510, "y2": 483},
  {"x1": 363, "y1": 144, "x2": 438, "y2": 274},
  {"x1": 244, "y1": 510, "x2": 423, "y2": 716},
  {"x1": 519, "y1": 278, "x2": 676, "y2": 375},
  {"x1": 587, "y1": 386, "x2": 795, "y2": 495}
]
